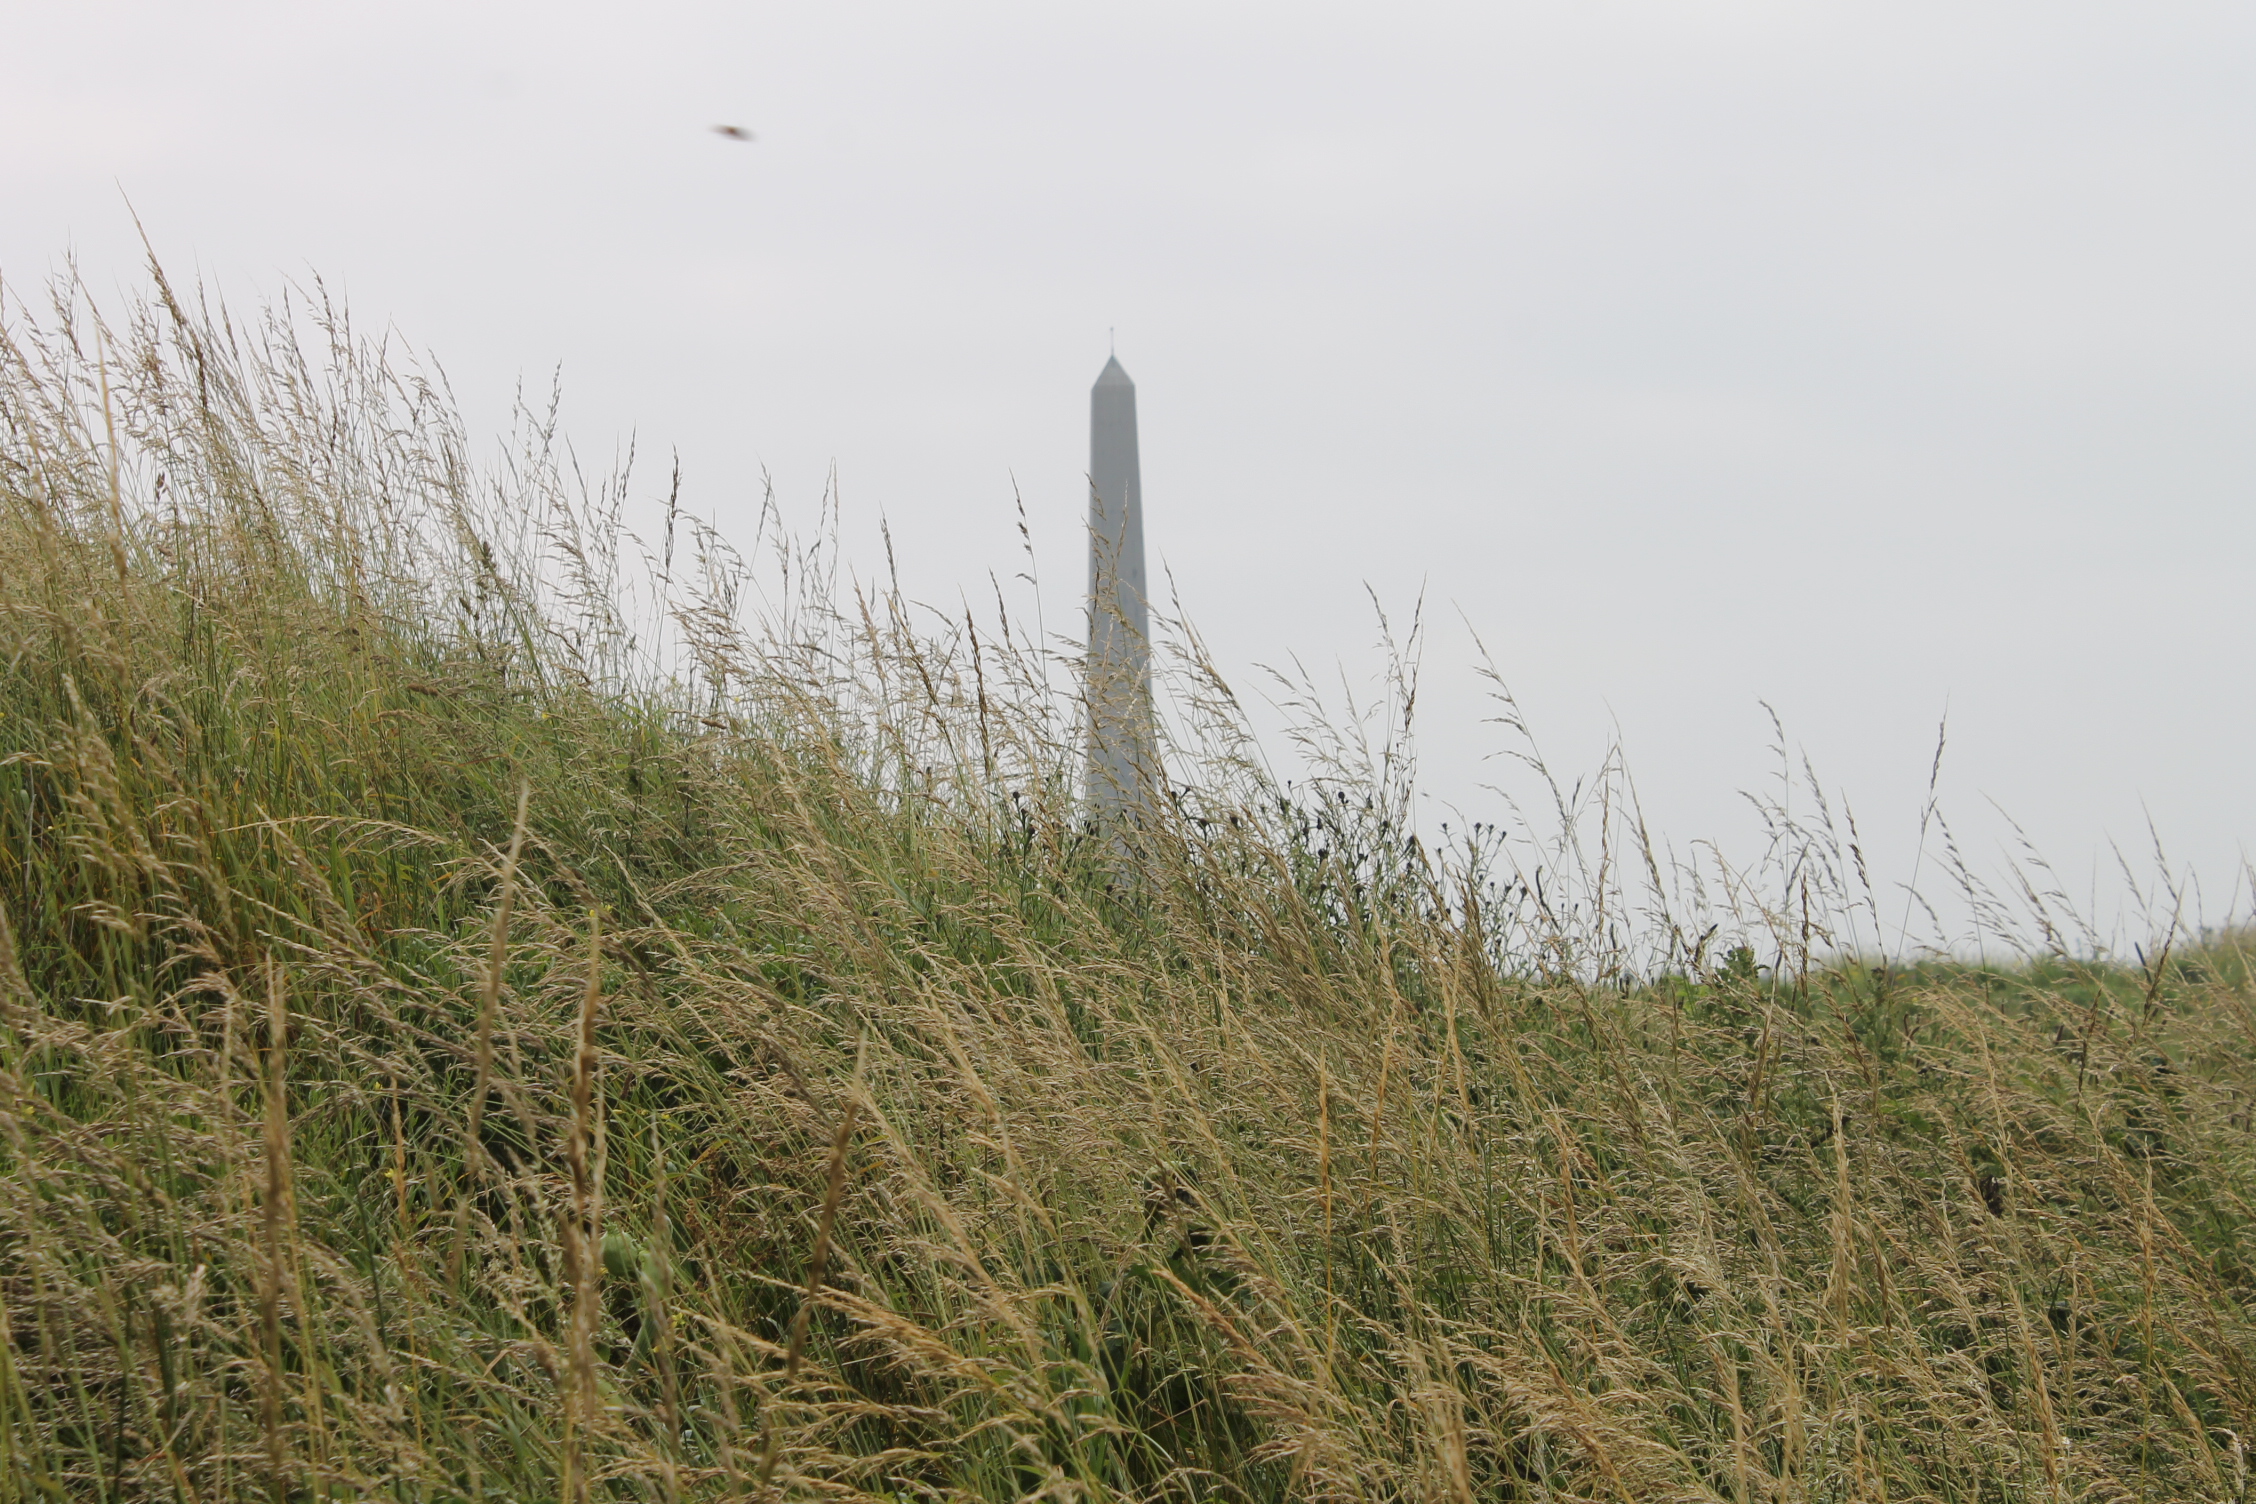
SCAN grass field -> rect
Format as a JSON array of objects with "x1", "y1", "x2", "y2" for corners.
[{"x1": 4, "y1": 268, "x2": 2255, "y2": 1503}]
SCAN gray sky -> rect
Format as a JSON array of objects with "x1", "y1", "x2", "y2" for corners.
[{"x1": 9, "y1": 1, "x2": 2252, "y2": 950}]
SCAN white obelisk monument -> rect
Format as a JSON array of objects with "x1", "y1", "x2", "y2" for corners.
[{"x1": 1084, "y1": 353, "x2": 1153, "y2": 819}]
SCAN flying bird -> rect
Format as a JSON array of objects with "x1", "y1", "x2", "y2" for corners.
[{"x1": 712, "y1": 124, "x2": 755, "y2": 142}]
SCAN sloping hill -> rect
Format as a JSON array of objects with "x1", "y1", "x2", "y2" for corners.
[{"x1": 3, "y1": 274, "x2": 2253, "y2": 1502}]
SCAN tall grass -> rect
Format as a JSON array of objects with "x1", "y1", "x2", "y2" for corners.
[{"x1": 3, "y1": 262, "x2": 2255, "y2": 1502}]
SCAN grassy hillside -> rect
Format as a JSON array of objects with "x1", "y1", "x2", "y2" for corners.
[{"x1": 4, "y1": 271, "x2": 2255, "y2": 1503}]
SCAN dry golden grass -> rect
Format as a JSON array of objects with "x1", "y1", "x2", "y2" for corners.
[{"x1": 3, "y1": 263, "x2": 2254, "y2": 1502}]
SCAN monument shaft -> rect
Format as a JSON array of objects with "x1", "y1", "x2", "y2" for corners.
[{"x1": 1085, "y1": 355, "x2": 1152, "y2": 816}]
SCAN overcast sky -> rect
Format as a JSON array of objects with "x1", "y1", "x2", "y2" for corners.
[{"x1": 8, "y1": 2, "x2": 2251, "y2": 951}]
